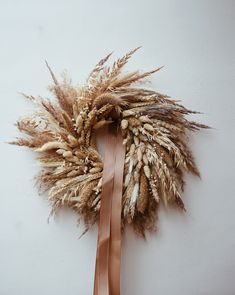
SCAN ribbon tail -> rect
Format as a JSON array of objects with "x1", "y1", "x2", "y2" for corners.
[
  {"x1": 93, "y1": 128, "x2": 125, "y2": 295},
  {"x1": 109, "y1": 131, "x2": 126, "y2": 295}
]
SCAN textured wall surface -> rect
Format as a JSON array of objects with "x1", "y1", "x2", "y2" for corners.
[{"x1": 0, "y1": 0, "x2": 234, "y2": 294}]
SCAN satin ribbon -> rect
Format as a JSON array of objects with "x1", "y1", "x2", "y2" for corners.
[{"x1": 94, "y1": 125, "x2": 125, "y2": 295}]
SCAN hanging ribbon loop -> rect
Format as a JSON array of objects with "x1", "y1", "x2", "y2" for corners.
[{"x1": 94, "y1": 126, "x2": 125, "y2": 295}]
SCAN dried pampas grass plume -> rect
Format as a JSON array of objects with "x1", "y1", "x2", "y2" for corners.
[{"x1": 10, "y1": 48, "x2": 209, "y2": 237}]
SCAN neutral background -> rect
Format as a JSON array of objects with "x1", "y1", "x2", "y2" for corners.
[{"x1": 0, "y1": 1, "x2": 234, "y2": 294}]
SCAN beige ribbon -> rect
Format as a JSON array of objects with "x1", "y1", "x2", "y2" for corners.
[{"x1": 93, "y1": 125, "x2": 125, "y2": 295}]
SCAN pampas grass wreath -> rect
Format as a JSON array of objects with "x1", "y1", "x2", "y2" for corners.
[{"x1": 11, "y1": 47, "x2": 209, "y2": 237}]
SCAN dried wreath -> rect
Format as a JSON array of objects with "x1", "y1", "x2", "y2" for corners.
[
  {"x1": 11, "y1": 48, "x2": 209, "y2": 295},
  {"x1": 11, "y1": 47, "x2": 209, "y2": 234}
]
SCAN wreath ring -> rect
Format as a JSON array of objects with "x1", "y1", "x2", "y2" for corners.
[{"x1": 11, "y1": 47, "x2": 209, "y2": 237}]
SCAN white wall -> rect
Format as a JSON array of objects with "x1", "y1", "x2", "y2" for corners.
[{"x1": 0, "y1": 0, "x2": 234, "y2": 294}]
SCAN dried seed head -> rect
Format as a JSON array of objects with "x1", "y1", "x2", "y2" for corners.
[
  {"x1": 121, "y1": 119, "x2": 128, "y2": 129},
  {"x1": 123, "y1": 110, "x2": 135, "y2": 117},
  {"x1": 134, "y1": 136, "x2": 139, "y2": 146},
  {"x1": 139, "y1": 115, "x2": 152, "y2": 123},
  {"x1": 67, "y1": 170, "x2": 81, "y2": 177},
  {"x1": 143, "y1": 154, "x2": 148, "y2": 165},
  {"x1": 134, "y1": 171, "x2": 140, "y2": 182},
  {"x1": 128, "y1": 117, "x2": 140, "y2": 127},
  {"x1": 67, "y1": 135, "x2": 78, "y2": 147},
  {"x1": 63, "y1": 151, "x2": 73, "y2": 158},
  {"x1": 143, "y1": 165, "x2": 151, "y2": 178},
  {"x1": 89, "y1": 167, "x2": 102, "y2": 174},
  {"x1": 129, "y1": 143, "x2": 135, "y2": 156},
  {"x1": 137, "y1": 148, "x2": 143, "y2": 161},
  {"x1": 144, "y1": 123, "x2": 154, "y2": 132},
  {"x1": 130, "y1": 182, "x2": 140, "y2": 218},
  {"x1": 75, "y1": 114, "x2": 83, "y2": 127},
  {"x1": 56, "y1": 148, "x2": 66, "y2": 155},
  {"x1": 97, "y1": 177, "x2": 103, "y2": 189},
  {"x1": 137, "y1": 173, "x2": 149, "y2": 213},
  {"x1": 149, "y1": 178, "x2": 160, "y2": 203},
  {"x1": 36, "y1": 141, "x2": 68, "y2": 152}
]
